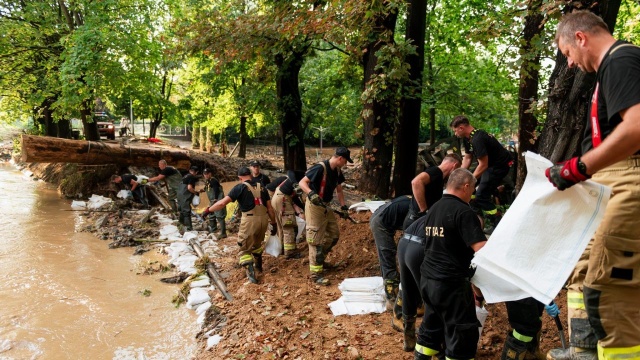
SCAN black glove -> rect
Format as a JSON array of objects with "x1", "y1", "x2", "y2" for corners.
[
  {"x1": 341, "y1": 205, "x2": 349, "y2": 211},
  {"x1": 201, "y1": 208, "x2": 210, "y2": 217},
  {"x1": 336, "y1": 208, "x2": 349, "y2": 219},
  {"x1": 270, "y1": 223, "x2": 277, "y2": 236},
  {"x1": 308, "y1": 191, "x2": 324, "y2": 207},
  {"x1": 545, "y1": 157, "x2": 590, "y2": 191}
]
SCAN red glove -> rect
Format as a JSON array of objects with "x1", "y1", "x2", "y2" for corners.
[
  {"x1": 202, "y1": 208, "x2": 210, "y2": 217},
  {"x1": 545, "y1": 157, "x2": 590, "y2": 191}
]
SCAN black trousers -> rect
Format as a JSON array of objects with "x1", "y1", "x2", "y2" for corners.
[
  {"x1": 475, "y1": 165, "x2": 510, "y2": 213},
  {"x1": 505, "y1": 297, "x2": 544, "y2": 338},
  {"x1": 416, "y1": 277, "x2": 480, "y2": 359},
  {"x1": 398, "y1": 237, "x2": 424, "y2": 318}
]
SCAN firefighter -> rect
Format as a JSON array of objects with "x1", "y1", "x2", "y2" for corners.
[
  {"x1": 546, "y1": 10, "x2": 640, "y2": 360},
  {"x1": 148, "y1": 159, "x2": 182, "y2": 213},
  {"x1": 299, "y1": 147, "x2": 352, "y2": 286},
  {"x1": 176, "y1": 166, "x2": 199, "y2": 231},
  {"x1": 451, "y1": 115, "x2": 513, "y2": 234},
  {"x1": 270, "y1": 170, "x2": 306, "y2": 259},
  {"x1": 206, "y1": 166, "x2": 276, "y2": 284},
  {"x1": 200, "y1": 168, "x2": 227, "y2": 239}
]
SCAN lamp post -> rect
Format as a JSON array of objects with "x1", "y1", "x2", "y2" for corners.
[{"x1": 313, "y1": 126, "x2": 329, "y2": 153}]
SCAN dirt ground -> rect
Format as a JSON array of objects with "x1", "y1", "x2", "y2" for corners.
[{"x1": 5, "y1": 133, "x2": 570, "y2": 360}]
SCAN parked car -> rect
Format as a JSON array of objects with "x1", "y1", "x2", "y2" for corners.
[{"x1": 97, "y1": 121, "x2": 115, "y2": 140}]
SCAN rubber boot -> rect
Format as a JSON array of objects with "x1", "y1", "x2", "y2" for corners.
[
  {"x1": 384, "y1": 279, "x2": 399, "y2": 312},
  {"x1": 245, "y1": 264, "x2": 258, "y2": 284},
  {"x1": 403, "y1": 316, "x2": 416, "y2": 352},
  {"x1": 184, "y1": 213, "x2": 193, "y2": 231},
  {"x1": 208, "y1": 216, "x2": 218, "y2": 233},
  {"x1": 310, "y1": 273, "x2": 330, "y2": 286},
  {"x1": 414, "y1": 351, "x2": 432, "y2": 360},
  {"x1": 218, "y1": 219, "x2": 227, "y2": 239},
  {"x1": 525, "y1": 331, "x2": 545, "y2": 360},
  {"x1": 502, "y1": 332, "x2": 529, "y2": 360},
  {"x1": 546, "y1": 347, "x2": 597, "y2": 360},
  {"x1": 254, "y1": 254, "x2": 263, "y2": 273},
  {"x1": 391, "y1": 291, "x2": 404, "y2": 332}
]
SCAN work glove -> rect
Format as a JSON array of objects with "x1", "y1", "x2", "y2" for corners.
[
  {"x1": 293, "y1": 183, "x2": 304, "y2": 198},
  {"x1": 270, "y1": 223, "x2": 277, "y2": 236},
  {"x1": 340, "y1": 205, "x2": 349, "y2": 211},
  {"x1": 545, "y1": 302, "x2": 560, "y2": 317},
  {"x1": 335, "y1": 208, "x2": 350, "y2": 220},
  {"x1": 545, "y1": 157, "x2": 590, "y2": 191},
  {"x1": 308, "y1": 191, "x2": 324, "y2": 207},
  {"x1": 201, "y1": 208, "x2": 211, "y2": 217}
]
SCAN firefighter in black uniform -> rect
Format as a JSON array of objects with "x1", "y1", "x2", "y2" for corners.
[
  {"x1": 414, "y1": 168, "x2": 487, "y2": 360},
  {"x1": 451, "y1": 115, "x2": 512, "y2": 233},
  {"x1": 177, "y1": 166, "x2": 199, "y2": 231}
]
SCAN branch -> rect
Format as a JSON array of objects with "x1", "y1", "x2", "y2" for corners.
[{"x1": 312, "y1": 40, "x2": 350, "y2": 56}]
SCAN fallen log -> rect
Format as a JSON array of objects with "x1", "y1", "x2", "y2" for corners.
[
  {"x1": 21, "y1": 134, "x2": 191, "y2": 169},
  {"x1": 189, "y1": 239, "x2": 233, "y2": 302}
]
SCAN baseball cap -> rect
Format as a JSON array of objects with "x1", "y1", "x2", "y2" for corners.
[
  {"x1": 249, "y1": 160, "x2": 261, "y2": 167},
  {"x1": 335, "y1": 147, "x2": 353, "y2": 163},
  {"x1": 238, "y1": 166, "x2": 251, "y2": 176},
  {"x1": 189, "y1": 165, "x2": 199, "y2": 172},
  {"x1": 203, "y1": 168, "x2": 212, "y2": 174}
]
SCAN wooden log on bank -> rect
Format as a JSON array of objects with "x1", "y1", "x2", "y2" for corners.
[
  {"x1": 21, "y1": 134, "x2": 191, "y2": 169},
  {"x1": 189, "y1": 239, "x2": 233, "y2": 302}
]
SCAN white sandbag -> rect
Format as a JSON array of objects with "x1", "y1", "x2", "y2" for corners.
[
  {"x1": 86, "y1": 194, "x2": 112, "y2": 210},
  {"x1": 195, "y1": 301, "x2": 211, "y2": 316},
  {"x1": 116, "y1": 190, "x2": 133, "y2": 199},
  {"x1": 192, "y1": 194, "x2": 201, "y2": 206},
  {"x1": 348, "y1": 201, "x2": 386, "y2": 213},
  {"x1": 206, "y1": 335, "x2": 222, "y2": 349},
  {"x1": 190, "y1": 278, "x2": 211, "y2": 288},
  {"x1": 328, "y1": 297, "x2": 386, "y2": 316},
  {"x1": 159, "y1": 225, "x2": 180, "y2": 240},
  {"x1": 338, "y1": 276, "x2": 384, "y2": 293},
  {"x1": 296, "y1": 216, "x2": 306, "y2": 242},
  {"x1": 71, "y1": 201, "x2": 87, "y2": 210},
  {"x1": 264, "y1": 234, "x2": 282, "y2": 258},
  {"x1": 476, "y1": 306, "x2": 489, "y2": 337},
  {"x1": 173, "y1": 254, "x2": 199, "y2": 274},
  {"x1": 187, "y1": 287, "x2": 210, "y2": 308},
  {"x1": 183, "y1": 231, "x2": 198, "y2": 242},
  {"x1": 471, "y1": 152, "x2": 611, "y2": 305}
]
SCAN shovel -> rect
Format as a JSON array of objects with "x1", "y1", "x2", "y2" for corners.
[{"x1": 553, "y1": 315, "x2": 568, "y2": 349}]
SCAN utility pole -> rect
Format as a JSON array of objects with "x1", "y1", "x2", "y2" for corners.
[
  {"x1": 313, "y1": 126, "x2": 329, "y2": 153},
  {"x1": 130, "y1": 98, "x2": 135, "y2": 136}
]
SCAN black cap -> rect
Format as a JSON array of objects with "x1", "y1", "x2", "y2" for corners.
[
  {"x1": 189, "y1": 165, "x2": 199, "y2": 172},
  {"x1": 203, "y1": 168, "x2": 212, "y2": 174},
  {"x1": 238, "y1": 166, "x2": 251, "y2": 176},
  {"x1": 249, "y1": 160, "x2": 261, "y2": 167},
  {"x1": 335, "y1": 147, "x2": 353, "y2": 163}
]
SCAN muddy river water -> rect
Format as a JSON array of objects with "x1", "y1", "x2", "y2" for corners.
[{"x1": 0, "y1": 163, "x2": 198, "y2": 359}]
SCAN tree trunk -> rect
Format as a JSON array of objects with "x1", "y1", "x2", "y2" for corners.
[
  {"x1": 81, "y1": 99, "x2": 99, "y2": 141},
  {"x1": 57, "y1": 119, "x2": 71, "y2": 139},
  {"x1": 537, "y1": 0, "x2": 620, "y2": 162},
  {"x1": 514, "y1": 0, "x2": 544, "y2": 193},
  {"x1": 21, "y1": 134, "x2": 191, "y2": 169},
  {"x1": 192, "y1": 125, "x2": 200, "y2": 149},
  {"x1": 239, "y1": 116, "x2": 247, "y2": 158},
  {"x1": 358, "y1": 7, "x2": 398, "y2": 198},
  {"x1": 275, "y1": 50, "x2": 307, "y2": 171},
  {"x1": 393, "y1": 0, "x2": 427, "y2": 196}
]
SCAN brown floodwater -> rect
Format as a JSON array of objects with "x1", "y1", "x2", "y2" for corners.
[{"x1": 0, "y1": 163, "x2": 197, "y2": 359}]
